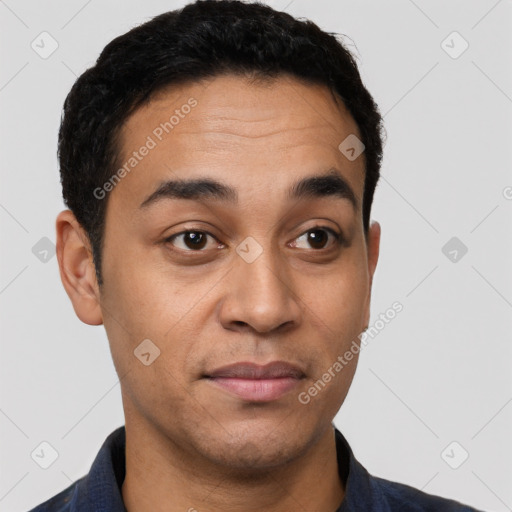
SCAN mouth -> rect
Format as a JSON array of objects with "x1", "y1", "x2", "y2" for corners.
[{"x1": 204, "y1": 361, "x2": 305, "y2": 402}]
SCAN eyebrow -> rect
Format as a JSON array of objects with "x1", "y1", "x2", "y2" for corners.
[{"x1": 139, "y1": 169, "x2": 358, "y2": 212}]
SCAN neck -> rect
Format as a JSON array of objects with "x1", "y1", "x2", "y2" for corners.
[{"x1": 121, "y1": 419, "x2": 345, "y2": 512}]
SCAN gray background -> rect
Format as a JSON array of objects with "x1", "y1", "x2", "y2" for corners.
[{"x1": 1, "y1": 0, "x2": 511, "y2": 511}]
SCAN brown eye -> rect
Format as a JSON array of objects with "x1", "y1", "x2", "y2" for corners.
[
  {"x1": 167, "y1": 231, "x2": 216, "y2": 251},
  {"x1": 292, "y1": 227, "x2": 342, "y2": 250}
]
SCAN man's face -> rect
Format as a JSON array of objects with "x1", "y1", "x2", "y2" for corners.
[{"x1": 95, "y1": 74, "x2": 379, "y2": 469}]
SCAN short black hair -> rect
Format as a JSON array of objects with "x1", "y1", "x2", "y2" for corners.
[{"x1": 59, "y1": 0, "x2": 384, "y2": 286}]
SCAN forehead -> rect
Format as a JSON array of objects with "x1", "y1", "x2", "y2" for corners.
[{"x1": 112, "y1": 74, "x2": 365, "y2": 212}]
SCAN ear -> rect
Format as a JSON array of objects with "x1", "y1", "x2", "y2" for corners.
[
  {"x1": 362, "y1": 220, "x2": 381, "y2": 330},
  {"x1": 56, "y1": 210, "x2": 103, "y2": 325}
]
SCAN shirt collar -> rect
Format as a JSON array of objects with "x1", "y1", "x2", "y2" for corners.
[
  {"x1": 334, "y1": 427, "x2": 387, "y2": 511},
  {"x1": 71, "y1": 426, "x2": 127, "y2": 511}
]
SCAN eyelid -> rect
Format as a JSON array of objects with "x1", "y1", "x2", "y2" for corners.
[
  {"x1": 289, "y1": 225, "x2": 343, "y2": 249},
  {"x1": 164, "y1": 229, "x2": 221, "y2": 251}
]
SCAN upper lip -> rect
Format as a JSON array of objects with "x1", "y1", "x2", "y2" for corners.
[{"x1": 206, "y1": 361, "x2": 305, "y2": 379}]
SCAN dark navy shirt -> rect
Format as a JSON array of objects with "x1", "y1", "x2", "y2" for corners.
[{"x1": 28, "y1": 425, "x2": 482, "y2": 511}]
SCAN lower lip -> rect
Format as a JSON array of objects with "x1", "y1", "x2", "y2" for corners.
[{"x1": 206, "y1": 377, "x2": 301, "y2": 402}]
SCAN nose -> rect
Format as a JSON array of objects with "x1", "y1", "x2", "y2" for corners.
[{"x1": 218, "y1": 245, "x2": 302, "y2": 334}]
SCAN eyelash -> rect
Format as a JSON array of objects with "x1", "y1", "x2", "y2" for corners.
[{"x1": 164, "y1": 226, "x2": 344, "y2": 253}]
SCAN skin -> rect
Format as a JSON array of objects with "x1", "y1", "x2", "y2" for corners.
[{"x1": 56, "y1": 74, "x2": 380, "y2": 512}]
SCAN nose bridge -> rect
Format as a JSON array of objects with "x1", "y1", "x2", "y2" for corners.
[{"x1": 221, "y1": 237, "x2": 300, "y2": 333}]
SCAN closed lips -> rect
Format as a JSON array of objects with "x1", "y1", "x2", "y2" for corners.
[{"x1": 205, "y1": 361, "x2": 305, "y2": 379}]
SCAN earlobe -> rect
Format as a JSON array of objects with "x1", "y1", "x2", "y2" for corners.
[{"x1": 56, "y1": 210, "x2": 103, "y2": 326}]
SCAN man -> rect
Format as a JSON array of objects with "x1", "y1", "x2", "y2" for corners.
[{"x1": 29, "y1": 1, "x2": 482, "y2": 510}]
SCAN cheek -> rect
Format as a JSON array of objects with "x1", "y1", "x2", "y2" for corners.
[
  {"x1": 307, "y1": 263, "x2": 369, "y2": 338},
  {"x1": 102, "y1": 244, "x2": 191, "y2": 334},
  {"x1": 99, "y1": 258, "x2": 186, "y2": 380},
  {"x1": 99, "y1": 245, "x2": 228, "y2": 403},
  {"x1": 101, "y1": 271, "x2": 200, "y2": 423},
  {"x1": 292, "y1": 262, "x2": 368, "y2": 397}
]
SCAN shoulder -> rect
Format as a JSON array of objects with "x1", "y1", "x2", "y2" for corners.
[
  {"x1": 333, "y1": 427, "x2": 482, "y2": 512},
  {"x1": 27, "y1": 426, "x2": 126, "y2": 512},
  {"x1": 27, "y1": 478, "x2": 82, "y2": 512},
  {"x1": 372, "y1": 475, "x2": 481, "y2": 511}
]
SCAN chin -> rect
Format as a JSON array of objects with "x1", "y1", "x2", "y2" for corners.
[{"x1": 199, "y1": 423, "x2": 313, "y2": 473}]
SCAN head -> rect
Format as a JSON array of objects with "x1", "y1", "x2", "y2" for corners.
[{"x1": 57, "y1": 0, "x2": 383, "y2": 471}]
